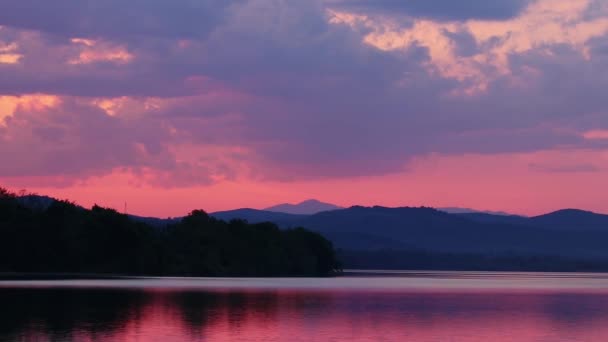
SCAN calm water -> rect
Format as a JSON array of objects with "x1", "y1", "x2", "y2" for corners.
[{"x1": 3, "y1": 271, "x2": 608, "y2": 341}]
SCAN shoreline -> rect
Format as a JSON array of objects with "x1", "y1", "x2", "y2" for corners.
[{"x1": 4, "y1": 269, "x2": 608, "y2": 281}]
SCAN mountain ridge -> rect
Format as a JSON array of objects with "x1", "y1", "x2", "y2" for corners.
[
  {"x1": 264, "y1": 199, "x2": 343, "y2": 215},
  {"x1": 438, "y1": 207, "x2": 514, "y2": 216},
  {"x1": 13, "y1": 194, "x2": 608, "y2": 261}
]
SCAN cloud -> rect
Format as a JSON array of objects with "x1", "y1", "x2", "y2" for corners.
[
  {"x1": 0, "y1": 94, "x2": 261, "y2": 186},
  {"x1": 68, "y1": 38, "x2": 134, "y2": 65},
  {"x1": 584, "y1": 130, "x2": 608, "y2": 140},
  {"x1": 0, "y1": 0, "x2": 608, "y2": 186},
  {"x1": 328, "y1": 0, "x2": 532, "y2": 21},
  {"x1": 0, "y1": 38, "x2": 22, "y2": 64},
  {"x1": 529, "y1": 162, "x2": 602, "y2": 173},
  {"x1": 0, "y1": 97, "x2": 168, "y2": 178},
  {"x1": 0, "y1": 0, "x2": 242, "y2": 41},
  {"x1": 336, "y1": 0, "x2": 608, "y2": 93}
]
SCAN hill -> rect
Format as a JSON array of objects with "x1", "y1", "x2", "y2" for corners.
[
  {"x1": 210, "y1": 208, "x2": 305, "y2": 225},
  {"x1": 265, "y1": 199, "x2": 342, "y2": 215},
  {"x1": 289, "y1": 206, "x2": 608, "y2": 258},
  {"x1": 454, "y1": 212, "x2": 530, "y2": 226},
  {"x1": 458, "y1": 209, "x2": 608, "y2": 231},
  {"x1": 0, "y1": 189, "x2": 340, "y2": 277},
  {"x1": 204, "y1": 205, "x2": 608, "y2": 262},
  {"x1": 530, "y1": 209, "x2": 608, "y2": 231},
  {"x1": 10, "y1": 190, "x2": 608, "y2": 272},
  {"x1": 439, "y1": 207, "x2": 513, "y2": 215}
]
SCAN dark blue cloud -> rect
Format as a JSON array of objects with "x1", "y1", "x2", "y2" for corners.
[
  {"x1": 330, "y1": 0, "x2": 532, "y2": 21},
  {"x1": 0, "y1": 0, "x2": 242, "y2": 40}
]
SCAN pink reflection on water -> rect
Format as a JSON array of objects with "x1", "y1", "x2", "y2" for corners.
[
  {"x1": 193, "y1": 292, "x2": 608, "y2": 342},
  {"x1": 8, "y1": 288, "x2": 608, "y2": 342}
]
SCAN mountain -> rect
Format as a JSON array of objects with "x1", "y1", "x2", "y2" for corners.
[
  {"x1": 211, "y1": 208, "x2": 306, "y2": 224},
  {"x1": 530, "y1": 209, "x2": 608, "y2": 231},
  {"x1": 439, "y1": 207, "x2": 512, "y2": 216},
  {"x1": 457, "y1": 209, "x2": 608, "y2": 231},
  {"x1": 454, "y1": 212, "x2": 530, "y2": 226},
  {"x1": 1, "y1": 191, "x2": 339, "y2": 277},
  {"x1": 17, "y1": 195, "x2": 58, "y2": 211},
  {"x1": 128, "y1": 215, "x2": 181, "y2": 228},
  {"x1": 203, "y1": 205, "x2": 608, "y2": 257},
  {"x1": 264, "y1": 199, "x2": 342, "y2": 215},
  {"x1": 288, "y1": 206, "x2": 608, "y2": 258},
  {"x1": 14, "y1": 192, "x2": 608, "y2": 269}
]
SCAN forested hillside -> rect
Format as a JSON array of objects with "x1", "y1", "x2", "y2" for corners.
[{"x1": 0, "y1": 188, "x2": 340, "y2": 277}]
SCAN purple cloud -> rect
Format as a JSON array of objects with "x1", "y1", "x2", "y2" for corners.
[
  {"x1": 0, "y1": 0, "x2": 607, "y2": 186},
  {"x1": 0, "y1": 0, "x2": 241, "y2": 41},
  {"x1": 328, "y1": 0, "x2": 532, "y2": 21},
  {"x1": 0, "y1": 99, "x2": 170, "y2": 177}
]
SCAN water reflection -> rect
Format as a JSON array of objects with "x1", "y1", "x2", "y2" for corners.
[{"x1": 3, "y1": 286, "x2": 608, "y2": 341}]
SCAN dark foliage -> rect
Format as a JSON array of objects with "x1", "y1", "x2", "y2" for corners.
[
  {"x1": 340, "y1": 249, "x2": 608, "y2": 272},
  {"x1": 0, "y1": 188, "x2": 340, "y2": 277}
]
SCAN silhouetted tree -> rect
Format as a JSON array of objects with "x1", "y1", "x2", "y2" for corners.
[{"x1": 0, "y1": 194, "x2": 340, "y2": 277}]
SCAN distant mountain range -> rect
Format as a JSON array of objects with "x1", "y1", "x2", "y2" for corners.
[
  {"x1": 264, "y1": 200, "x2": 514, "y2": 216},
  {"x1": 438, "y1": 207, "x2": 513, "y2": 216},
  {"x1": 15, "y1": 194, "x2": 608, "y2": 269},
  {"x1": 210, "y1": 206, "x2": 608, "y2": 262},
  {"x1": 264, "y1": 199, "x2": 342, "y2": 215},
  {"x1": 211, "y1": 208, "x2": 306, "y2": 224}
]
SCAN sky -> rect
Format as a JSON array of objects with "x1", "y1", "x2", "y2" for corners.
[{"x1": 1, "y1": 0, "x2": 608, "y2": 216}]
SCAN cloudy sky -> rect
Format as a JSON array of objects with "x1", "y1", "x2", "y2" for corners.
[{"x1": 1, "y1": 0, "x2": 608, "y2": 216}]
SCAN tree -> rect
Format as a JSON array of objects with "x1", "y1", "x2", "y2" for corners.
[{"x1": 0, "y1": 197, "x2": 340, "y2": 277}]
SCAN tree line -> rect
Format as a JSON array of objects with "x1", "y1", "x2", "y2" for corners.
[
  {"x1": 0, "y1": 188, "x2": 340, "y2": 277},
  {"x1": 339, "y1": 249, "x2": 608, "y2": 272}
]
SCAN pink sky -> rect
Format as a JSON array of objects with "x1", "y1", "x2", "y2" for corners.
[{"x1": 5, "y1": 149, "x2": 608, "y2": 217}]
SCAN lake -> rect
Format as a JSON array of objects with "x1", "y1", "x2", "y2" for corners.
[{"x1": 3, "y1": 271, "x2": 608, "y2": 341}]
